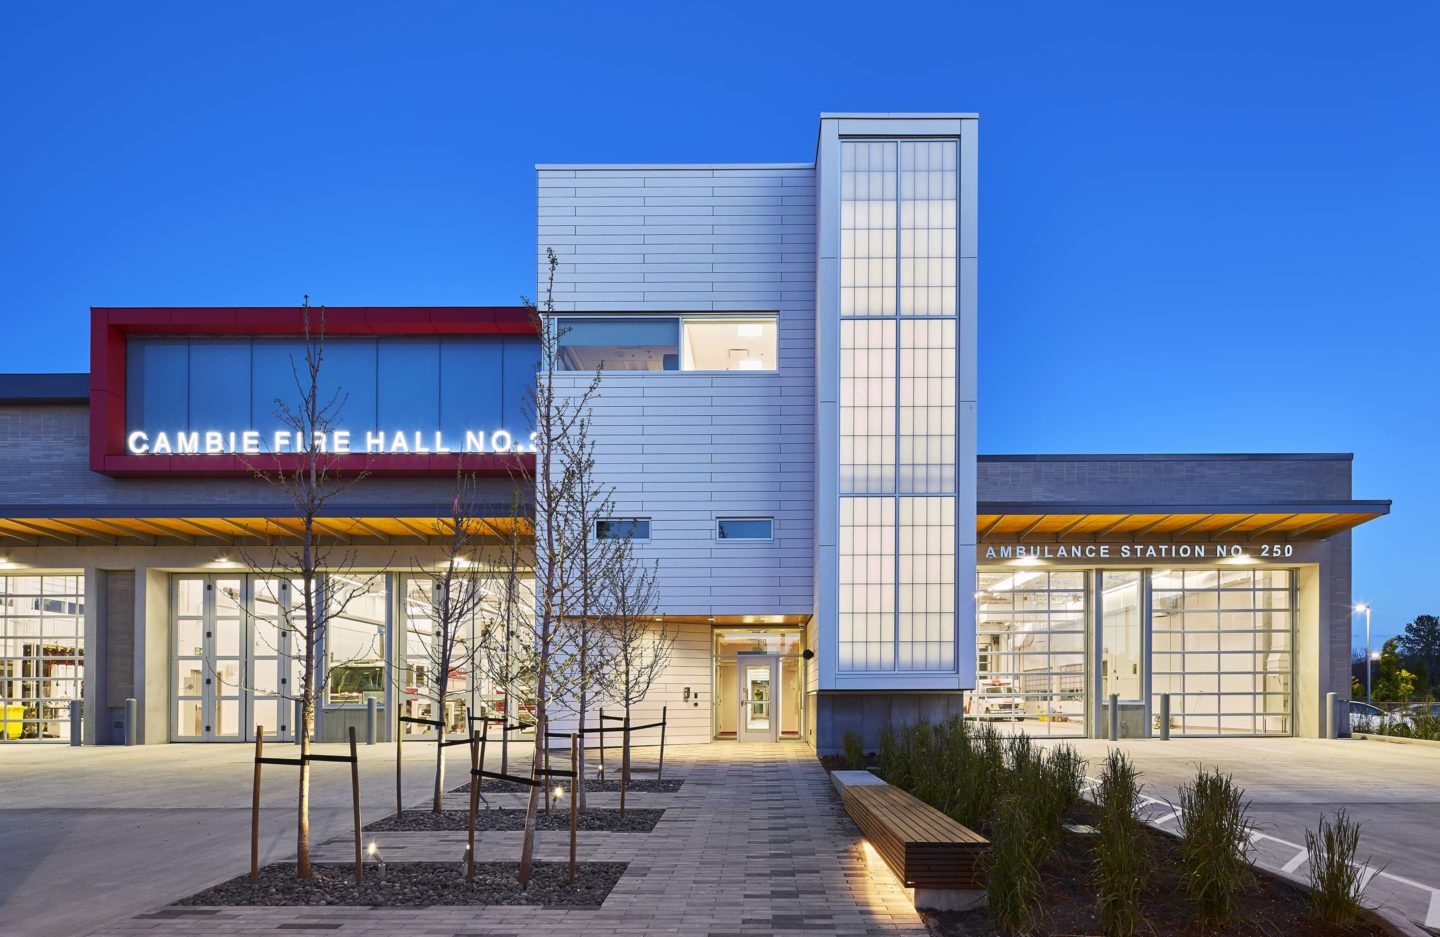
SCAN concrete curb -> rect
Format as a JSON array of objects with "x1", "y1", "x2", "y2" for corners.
[{"x1": 1354, "y1": 732, "x2": 1440, "y2": 750}]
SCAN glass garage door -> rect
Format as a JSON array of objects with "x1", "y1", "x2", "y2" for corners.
[
  {"x1": 1150, "y1": 568, "x2": 1292, "y2": 736},
  {"x1": 0, "y1": 575, "x2": 85, "y2": 742},
  {"x1": 974, "y1": 569, "x2": 1087, "y2": 736}
]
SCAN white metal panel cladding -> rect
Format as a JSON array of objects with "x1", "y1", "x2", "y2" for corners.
[{"x1": 538, "y1": 166, "x2": 816, "y2": 616}]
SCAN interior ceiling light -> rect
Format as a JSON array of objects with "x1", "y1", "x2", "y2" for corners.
[{"x1": 738, "y1": 323, "x2": 764, "y2": 337}]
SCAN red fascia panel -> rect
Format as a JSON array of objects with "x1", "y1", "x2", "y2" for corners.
[
  {"x1": 98, "y1": 452, "x2": 532, "y2": 479},
  {"x1": 89, "y1": 306, "x2": 537, "y2": 477}
]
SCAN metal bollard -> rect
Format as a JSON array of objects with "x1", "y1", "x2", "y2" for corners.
[
  {"x1": 1108, "y1": 693, "x2": 1119, "y2": 741},
  {"x1": 294, "y1": 698, "x2": 304, "y2": 746},
  {"x1": 1326, "y1": 691, "x2": 1338, "y2": 739},
  {"x1": 1158, "y1": 693, "x2": 1170, "y2": 741},
  {"x1": 70, "y1": 699, "x2": 82, "y2": 746},
  {"x1": 366, "y1": 698, "x2": 377, "y2": 745},
  {"x1": 124, "y1": 697, "x2": 137, "y2": 746}
]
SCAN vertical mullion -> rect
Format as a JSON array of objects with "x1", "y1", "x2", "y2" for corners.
[{"x1": 893, "y1": 140, "x2": 902, "y2": 672}]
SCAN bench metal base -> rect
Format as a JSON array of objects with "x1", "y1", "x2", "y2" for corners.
[{"x1": 913, "y1": 886, "x2": 986, "y2": 912}]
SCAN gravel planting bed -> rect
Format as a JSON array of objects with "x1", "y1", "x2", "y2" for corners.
[
  {"x1": 584, "y1": 777, "x2": 685, "y2": 793},
  {"x1": 176, "y1": 861, "x2": 626, "y2": 907},
  {"x1": 452, "y1": 777, "x2": 684, "y2": 795},
  {"x1": 367, "y1": 807, "x2": 665, "y2": 833}
]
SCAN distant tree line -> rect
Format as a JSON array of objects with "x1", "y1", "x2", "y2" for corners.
[{"x1": 1352, "y1": 614, "x2": 1440, "y2": 702}]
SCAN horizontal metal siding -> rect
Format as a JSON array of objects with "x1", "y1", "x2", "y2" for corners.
[{"x1": 540, "y1": 167, "x2": 817, "y2": 616}]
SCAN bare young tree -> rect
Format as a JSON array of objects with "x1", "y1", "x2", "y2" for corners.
[
  {"x1": 552, "y1": 410, "x2": 624, "y2": 810},
  {"x1": 403, "y1": 470, "x2": 492, "y2": 812},
  {"x1": 240, "y1": 296, "x2": 382, "y2": 879},
  {"x1": 599, "y1": 540, "x2": 670, "y2": 816},
  {"x1": 472, "y1": 250, "x2": 605, "y2": 886}
]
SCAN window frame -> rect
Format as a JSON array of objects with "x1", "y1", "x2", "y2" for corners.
[
  {"x1": 715, "y1": 517, "x2": 775, "y2": 542},
  {"x1": 594, "y1": 517, "x2": 652, "y2": 541},
  {"x1": 553, "y1": 314, "x2": 780, "y2": 374}
]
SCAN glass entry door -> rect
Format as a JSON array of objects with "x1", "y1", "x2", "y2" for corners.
[
  {"x1": 1097, "y1": 571, "x2": 1146, "y2": 738},
  {"x1": 173, "y1": 575, "x2": 293, "y2": 742},
  {"x1": 736, "y1": 653, "x2": 778, "y2": 742}
]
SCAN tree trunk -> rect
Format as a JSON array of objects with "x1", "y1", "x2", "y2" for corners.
[
  {"x1": 432, "y1": 667, "x2": 450, "y2": 813},
  {"x1": 297, "y1": 698, "x2": 313, "y2": 878},
  {"x1": 517, "y1": 713, "x2": 543, "y2": 887},
  {"x1": 620, "y1": 703, "x2": 631, "y2": 818},
  {"x1": 575, "y1": 672, "x2": 588, "y2": 811},
  {"x1": 432, "y1": 723, "x2": 447, "y2": 813}
]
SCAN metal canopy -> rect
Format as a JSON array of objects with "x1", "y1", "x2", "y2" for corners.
[
  {"x1": 976, "y1": 500, "x2": 1390, "y2": 543},
  {"x1": 0, "y1": 512, "x2": 530, "y2": 546}
]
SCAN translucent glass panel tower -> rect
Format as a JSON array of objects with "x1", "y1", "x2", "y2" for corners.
[{"x1": 834, "y1": 136, "x2": 963, "y2": 674}]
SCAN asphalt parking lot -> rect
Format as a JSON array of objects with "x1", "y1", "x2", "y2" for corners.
[{"x1": 1051, "y1": 735, "x2": 1440, "y2": 936}]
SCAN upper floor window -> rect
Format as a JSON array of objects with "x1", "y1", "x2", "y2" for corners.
[
  {"x1": 557, "y1": 316, "x2": 777, "y2": 372},
  {"x1": 682, "y1": 318, "x2": 777, "y2": 371},
  {"x1": 717, "y1": 517, "x2": 774, "y2": 541},
  {"x1": 557, "y1": 318, "x2": 678, "y2": 372},
  {"x1": 595, "y1": 518, "x2": 651, "y2": 541}
]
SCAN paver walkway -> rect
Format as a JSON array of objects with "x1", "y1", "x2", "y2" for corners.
[{"x1": 87, "y1": 742, "x2": 926, "y2": 937}]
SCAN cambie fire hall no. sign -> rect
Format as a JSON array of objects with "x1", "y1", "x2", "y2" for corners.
[{"x1": 0, "y1": 113, "x2": 1387, "y2": 749}]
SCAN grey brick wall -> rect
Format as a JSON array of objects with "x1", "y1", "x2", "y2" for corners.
[
  {"x1": 104, "y1": 570, "x2": 135, "y2": 707},
  {"x1": 978, "y1": 453, "x2": 1352, "y2": 503},
  {"x1": 0, "y1": 404, "x2": 514, "y2": 511}
]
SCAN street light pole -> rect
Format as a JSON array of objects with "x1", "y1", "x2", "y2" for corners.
[{"x1": 1357, "y1": 604, "x2": 1373, "y2": 704}]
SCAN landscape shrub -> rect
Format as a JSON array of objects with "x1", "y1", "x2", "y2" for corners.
[
  {"x1": 1177, "y1": 766, "x2": 1254, "y2": 924},
  {"x1": 1353, "y1": 708, "x2": 1440, "y2": 741},
  {"x1": 841, "y1": 731, "x2": 865, "y2": 770},
  {"x1": 1305, "y1": 809, "x2": 1370, "y2": 924},
  {"x1": 948, "y1": 721, "x2": 1003, "y2": 830},
  {"x1": 1046, "y1": 743, "x2": 1087, "y2": 816},
  {"x1": 1093, "y1": 750, "x2": 1148, "y2": 937},
  {"x1": 907, "y1": 720, "x2": 943, "y2": 808},
  {"x1": 876, "y1": 725, "x2": 901, "y2": 785},
  {"x1": 987, "y1": 794, "x2": 1045, "y2": 935}
]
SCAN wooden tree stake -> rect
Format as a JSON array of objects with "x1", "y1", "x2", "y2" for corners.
[
  {"x1": 569, "y1": 732, "x2": 578, "y2": 884},
  {"x1": 349, "y1": 726, "x2": 363, "y2": 884},
  {"x1": 250, "y1": 726, "x2": 264, "y2": 884},
  {"x1": 467, "y1": 730, "x2": 479, "y2": 882},
  {"x1": 658, "y1": 705, "x2": 667, "y2": 781},
  {"x1": 395, "y1": 706, "x2": 404, "y2": 816}
]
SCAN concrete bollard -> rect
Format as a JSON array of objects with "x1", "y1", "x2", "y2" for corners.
[
  {"x1": 1326, "y1": 691, "x2": 1338, "y2": 739},
  {"x1": 1108, "y1": 693, "x2": 1119, "y2": 741},
  {"x1": 70, "y1": 699, "x2": 82, "y2": 746},
  {"x1": 1158, "y1": 693, "x2": 1170, "y2": 741},
  {"x1": 124, "y1": 698, "x2": 137, "y2": 746},
  {"x1": 366, "y1": 698, "x2": 377, "y2": 745}
]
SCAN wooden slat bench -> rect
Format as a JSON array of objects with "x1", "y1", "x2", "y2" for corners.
[{"x1": 842, "y1": 783, "x2": 990, "y2": 892}]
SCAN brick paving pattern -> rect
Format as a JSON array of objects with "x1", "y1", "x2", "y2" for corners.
[{"x1": 90, "y1": 742, "x2": 927, "y2": 936}]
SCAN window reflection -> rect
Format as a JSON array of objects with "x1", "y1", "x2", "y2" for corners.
[
  {"x1": 325, "y1": 575, "x2": 387, "y2": 706},
  {"x1": 556, "y1": 318, "x2": 678, "y2": 371}
]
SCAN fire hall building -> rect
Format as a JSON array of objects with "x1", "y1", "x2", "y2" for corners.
[{"x1": 0, "y1": 113, "x2": 1387, "y2": 750}]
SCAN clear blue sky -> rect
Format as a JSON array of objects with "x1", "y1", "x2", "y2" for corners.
[{"x1": 2, "y1": 2, "x2": 1436, "y2": 646}]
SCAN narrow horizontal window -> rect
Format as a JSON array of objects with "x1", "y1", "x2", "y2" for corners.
[
  {"x1": 682, "y1": 317, "x2": 778, "y2": 371},
  {"x1": 595, "y1": 518, "x2": 651, "y2": 541},
  {"x1": 717, "y1": 517, "x2": 773, "y2": 541},
  {"x1": 557, "y1": 318, "x2": 678, "y2": 372}
]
